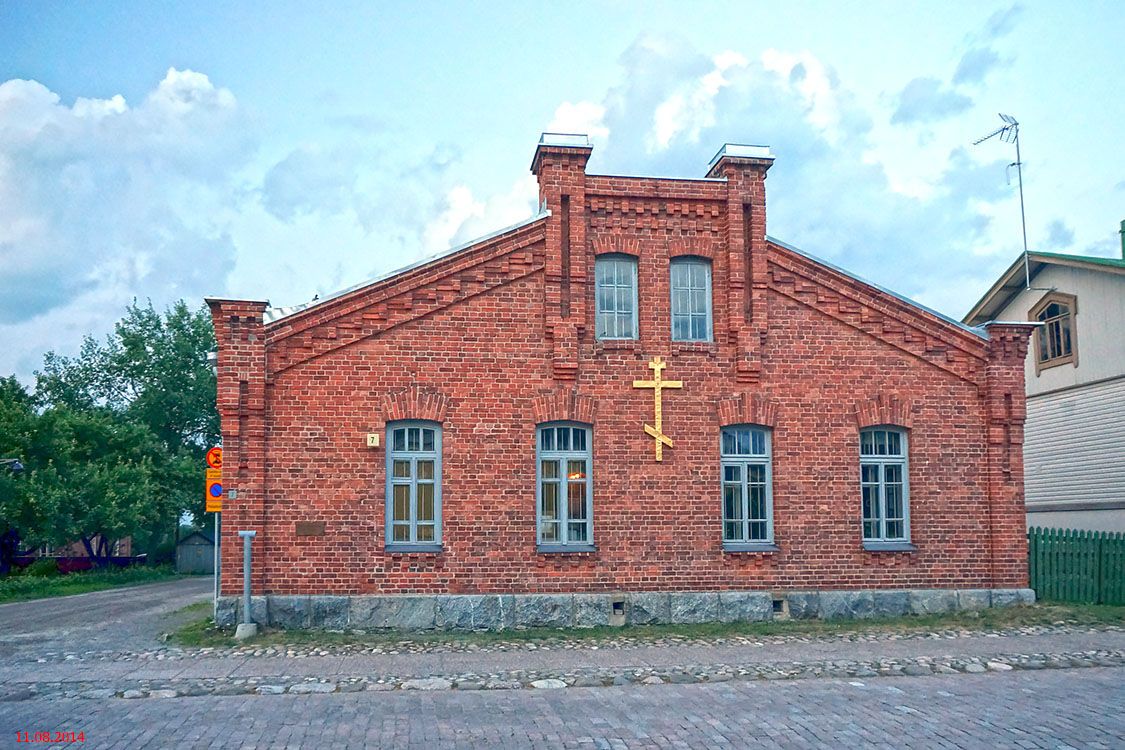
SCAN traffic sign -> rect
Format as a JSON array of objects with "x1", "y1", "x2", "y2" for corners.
[
  {"x1": 206, "y1": 473, "x2": 223, "y2": 513},
  {"x1": 206, "y1": 446, "x2": 223, "y2": 470}
]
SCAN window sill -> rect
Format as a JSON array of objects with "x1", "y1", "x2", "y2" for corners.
[
  {"x1": 1034, "y1": 355, "x2": 1076, "y2": 375},
  {"x1": 537, "y1": 544, "x2": 597, "y2": 554},
  {"x1": 723, "y1": 542, "x2": 780, "y2": 553},
  {"x1": 862, "y1": 541, "x2": 916, "y2": 552},
  {"x1": 385, "y1": 544, "x2": 443, "y2": 554}
]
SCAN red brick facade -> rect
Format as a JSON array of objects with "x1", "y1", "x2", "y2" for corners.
[{"x1": 208, "y1": 138, "x2": 1034, "y2": 600}]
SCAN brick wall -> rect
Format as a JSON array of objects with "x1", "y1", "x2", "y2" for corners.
[{"x1": 209, "y1": 141, "x2": 1034, "y2": 597}]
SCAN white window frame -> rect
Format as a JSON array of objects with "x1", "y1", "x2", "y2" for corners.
[
  {"x1": 859, "y1": 427, "x2": 911, "y2": 549},
  {"x1": 720, "y1": 425, "x2": 776, "y2": 550},
  {"x1": 670, "y1": 256, "x2": 713, "y2": 342},
  {"x1": 595, "y1": 254, "x2": 639, "y2": 340},
  {"x1": 535, "y1": 422, "x2": 594, "y2": 551},
  {"x1": 385, "y1": 420, "x2": 442, "y2": 552}
]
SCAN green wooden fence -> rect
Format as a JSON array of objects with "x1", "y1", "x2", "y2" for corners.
[{"x1": 1028, "y1": 527, "x2": 1125, "y2": 605}]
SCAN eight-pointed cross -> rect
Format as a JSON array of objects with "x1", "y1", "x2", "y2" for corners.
[{"x1": 633, "y1": 356, "x2": 683, "y2": 462}]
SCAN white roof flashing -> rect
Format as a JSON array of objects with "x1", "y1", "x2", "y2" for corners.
[
  {"x1": 709, "y1": 143, "x2": 774, "y2": 168},
  {"x1": 538, "y1": 132, "x2": 591, "y2": 148}
]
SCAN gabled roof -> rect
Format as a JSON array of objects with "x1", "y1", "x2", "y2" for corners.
[
  {"x1": 264, "y1": 209, "x2": 550, "y2": 324},
  {"x1": 768, "y1": 236, "x2": 988, "y2": 339},
  {"x1": 178, "y1": 530, "x2": 214, "y2": 545},
  {"x1": 963, "y1": 251, "x2": 1125, "y2": 326}
]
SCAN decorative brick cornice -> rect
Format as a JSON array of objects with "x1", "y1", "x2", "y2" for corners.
[
  {"x1": 265, "y1": 223, "x2": 546, "y2": 376},
  {"x1": 853, "y1": 395, "x2": 914, "y2": 429},
  {"x1": 532, "y1": 390, "x2": 597, "y2": 425},
  {"x1": 768, "y1": 242, "x2": 990, "y2": 384},
  {"x1": 383, "y1": 385, "x2": 450, "y2": 423},
  {"x1": 717, "y1": 393, "x2": 777, "y2": 427}
]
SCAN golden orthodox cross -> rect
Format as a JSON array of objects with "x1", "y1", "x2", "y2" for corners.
[{"x1": 632, "y1": 356, "x2": 683, "y2": 462}]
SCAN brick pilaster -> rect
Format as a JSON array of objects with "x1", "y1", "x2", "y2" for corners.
[
  {"x1": 706, "y1": 148, "x2": 773, "y2": 382},
  {"x1": 532, "y1": 137, "x2": 592, "y2": 381},
  {"x1": 207, "y1": 298, "x2": 269, "y2": 597},
  {"x1": 981, "y1": 321, "x2": 1036, "y2": 588}
]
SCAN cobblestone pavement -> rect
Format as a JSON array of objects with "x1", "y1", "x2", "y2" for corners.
[
  {"x1": 3, "y1": 667, "x2": 1122, "y2": 749},
  {"x1": 0, "y1": 577, "x2": 211, "y2": 660},
  {"x1": 2, "y1": 625, "x2": 1123, "y2": 701}
]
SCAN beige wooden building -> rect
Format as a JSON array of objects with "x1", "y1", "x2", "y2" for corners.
[{"x1": 966, "y1": 231, "x2": 1125, "y2": 531}]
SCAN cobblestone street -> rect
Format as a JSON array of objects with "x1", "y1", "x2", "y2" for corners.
[
  {"x1": 3, "y1": 667, "x2": 1122, "y2": 749},
  {"x1": 2, "y1": 586, "x2": 1123, "y2": 747}
]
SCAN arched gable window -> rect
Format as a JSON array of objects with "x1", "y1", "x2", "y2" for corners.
[
  {"x1": 1031, "y1": 293, "x2": 1077, "y2": 372},
  {"x1": 670, "y1": 256, "x2": 712, "y2": 341},
  {"x1": 595, "y1": 254, "x2": 638, "y2": 340}
]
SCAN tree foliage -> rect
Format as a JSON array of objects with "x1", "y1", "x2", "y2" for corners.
[
  {"x1": 37, "y1": 300, "x2": 219, "y2": 450},
  {"x1": 0, "y1": 301, "x2": 217, "y2": 568}
]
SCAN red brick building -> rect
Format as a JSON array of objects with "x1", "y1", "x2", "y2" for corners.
[{"x1": 208, "y1": 135, "x2": 1036, "y2": 630}]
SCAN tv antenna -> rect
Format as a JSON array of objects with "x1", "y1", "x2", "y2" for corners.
[{"x1": 973, "y1": 114, "x2": 1030, "y2": 289}]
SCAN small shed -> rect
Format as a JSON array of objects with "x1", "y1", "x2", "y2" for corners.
[{"x1": 175, "y1": 531, "x2": 215, "y2": 575}]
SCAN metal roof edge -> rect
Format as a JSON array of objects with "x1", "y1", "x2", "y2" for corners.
[
  {"x1": 1031, "y1": 250, "x2": 1125, "y2": 269},
  {"x1": 962, "y1": 249, "x2": 1125, "y2": 327},
  {"x1": 265, "y1": 209, "x2": 550, "y2": 324},
  {"x1": 961, "y1": 253, "x2": 1030, "y2": 326},
  {"x1": 766, "y1": 235, "x2": 988, "y2": 340}
]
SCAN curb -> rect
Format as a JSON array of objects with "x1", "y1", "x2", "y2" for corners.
[{"x1": 3, "y1": 649, "x2": 1122, "y2": 702}]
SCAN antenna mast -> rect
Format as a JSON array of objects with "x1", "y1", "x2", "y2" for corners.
[{"x1": 974, "y1": 114, "x2": 1030, "y2": 289}]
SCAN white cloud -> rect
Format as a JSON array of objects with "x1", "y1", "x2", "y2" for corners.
[
  {"x1": 648, "y1": 51, "x2": 748, "y2": 153},
  {"x1": 548, "y1": 101, "x2": 609, "y2": 143},
  {"x1": 0, "y1": 68, "x2": 252, "y2": 379},
  {"x1": 553, "y1": 35, "x2": 1024, "y2": 319},
  {"x1": 761, "y1": 49, "x2": 842, "y2": 142}
]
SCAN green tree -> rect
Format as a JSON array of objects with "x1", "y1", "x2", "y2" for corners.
[
  {"x1": 0, "y1": 377, "x2": 37, "y2": 572},
  {"x1": 36, "y1": 300, "x2": 217, "y2": 523},
  {"x1": 37, "y1": 300, "x2": 219, "y2": 451},
  {"x1": 15, "y1": 407, "x2": 182, "y2": 565}
]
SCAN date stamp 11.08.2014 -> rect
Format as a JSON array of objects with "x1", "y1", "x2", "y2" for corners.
[{"x1": 15, "y1": 731, "x2": 86, "y2": 744}]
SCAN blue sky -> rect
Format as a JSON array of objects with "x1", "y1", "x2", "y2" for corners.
[{"x1": 1, "y1": 1, "x2": 1123, "y2": 380}]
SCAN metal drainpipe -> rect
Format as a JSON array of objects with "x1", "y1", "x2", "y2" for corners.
[{"x1": 238, "y1": 530, "x2": 256, "y2": 624}]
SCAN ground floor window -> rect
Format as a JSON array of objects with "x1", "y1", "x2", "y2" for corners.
[
  {"x1": 860, "y1": 427, "x2": 909, "y2": 544},
  {"x1": 386, "y1": 421, "x2": 442, "y2": 550},
  {"x1": 720, "y1": 425, "x2": 774, "y2": 547},
  {"x1": 536, "y1": 422, "x2": 593, "y2": 549}
]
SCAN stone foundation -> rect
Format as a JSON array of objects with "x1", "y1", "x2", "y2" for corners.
[{"x1": 214, "y1": 588, "x2": 1036, "y2": 631}]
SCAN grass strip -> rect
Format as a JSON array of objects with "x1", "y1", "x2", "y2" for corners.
[{"x1": 0, "y1": 565, "x2": 183, "y2": 604}]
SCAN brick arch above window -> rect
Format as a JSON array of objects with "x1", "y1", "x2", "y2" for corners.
[
  {"x1": 853, "y1": 395, "x2": 914, "y2": 430},
  {"x1": 591, "y1": 235, "x2": 641, "y2": 257},
  {"x1": 667, "y1": 238, "x2": 717, "y2": 260},
  {"x1": 717, "y1": 393, "x2": 777, "y2": 428},
  {"x1": 532, "y1": 390, "x2": 598, "y2": 425},
  {"x1": 383, "y1": 385, "x2": 450, "y2": 423}
]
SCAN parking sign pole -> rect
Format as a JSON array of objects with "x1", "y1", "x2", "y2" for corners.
[{"x1": 213, "y1": 512, "x2": 220, "y2": 616}]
